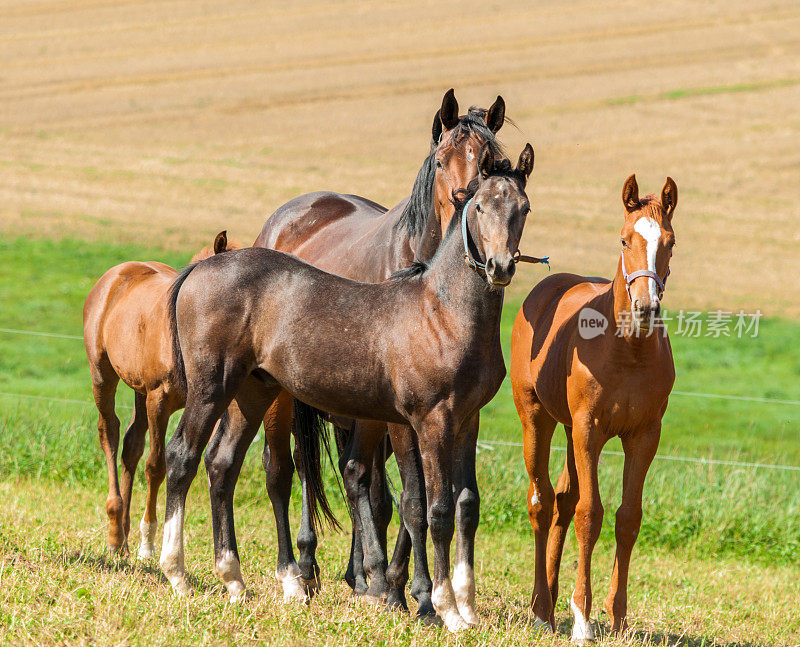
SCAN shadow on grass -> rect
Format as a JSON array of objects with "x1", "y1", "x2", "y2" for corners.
[
  {"x1": 62, "y1": 550, "x2": 213, "y2": 594},
  {"x1": 587, "y1": 618, "x2": 768, "y2": 647}
]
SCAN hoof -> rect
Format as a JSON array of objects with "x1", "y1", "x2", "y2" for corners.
[
  {"x1": 532, "y1": 615, "x2": 553, "y2": 636},
  {"x1": 228, "y1": 585, "x2": 248, "y2": 604},
  {"x1": 458, "y1": 606, "x2": 480, "y2": 626},
  {"x1": 171, "y1": 578, "x2": 192, "y2": 598},
  {"x1": 300, "y1": 576, "x2": 321, "y2": 599},
  {"x1": 441, "y1": 609, "x2": 469, "y2": 633},
  {"x1": 277, "y1": 566, "x2": 311, "y2": 605},
  {"x1": 385, "y1": 592, "x2": 408, "y2": 612},
  {"x1": 137, "y1": 543, "x2": 156, "y2": 560},
  {"x1": 415, "y1": 610, "x2": 443, "y2": 628}
]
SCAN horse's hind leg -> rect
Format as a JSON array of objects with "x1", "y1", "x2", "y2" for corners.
[
  {"x1": 160, "y1": 395, "x2": 230, "y2": 596},
  {"x1": 119, "y1": 392, "x2": 148, "y2": 547},
  {"x1": 342, "y1": 421, "x2": 391, "y2": 602},
  {"x1": 546, "y1": 426, "x2": 578, "y2": 619},
  {"x1": 262, "y1": 390, "x2": 306, "y2": 603},
  {"x1": 205, "y1": 376, "x2": 274, "y2": 602},
  {"x1": 137, "y1": 390, "x2": 172, "y2": 559},
  {"x1": 604, "y1": 424, "x2": 660, "y2": 635},
  {"x1": 517, "y1": 395, "x2": 557, "y2": 632},
  {"x1": 294, "y1": 430, "x2": 321, "y2": 596},
  {"x1": 90, "y1": 362, "x2": 125, "y2": 553}
]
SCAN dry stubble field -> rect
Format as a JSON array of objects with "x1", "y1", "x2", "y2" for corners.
[{"x1": 1, "y1": 1, "x2": 799, "y2": 645}]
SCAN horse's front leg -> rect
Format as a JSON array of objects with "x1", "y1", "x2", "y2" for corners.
[
  {"x1": 417, "y1": 408, "x2": 467, "y2": 633},
  {"x1": 451, "y1": 411, "x2": 481, "y2": 625},
  {"x1": 604, "y1": 423, "x2": 660, "y2": 634},
  {"x1": 205, "y1": 377, "x2": 274, "y2": 601}
]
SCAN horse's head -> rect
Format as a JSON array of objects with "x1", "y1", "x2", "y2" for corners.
[
  {"x1": 618, "y1": 174, "x2": 678, "y2": 327},
  {"x1": 189, "y1": 230, "x2": 242, "y2": 263},
  {"x1": 431, "y1": 88, "x2": 505, "y2": 233},
  {"x1": 463, "y1": 143, "x2": 534, "y2": 288}
]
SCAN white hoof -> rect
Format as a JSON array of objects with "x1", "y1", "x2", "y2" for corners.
[
  {"x1": 170, "y1": 577, "x2": 192, "y2": 598},
  {"x1": 452, "y1": 563, "x2": 479, "y2": 625},
  {"x1": 138, "y1": 520, "x2": 157, "y2": 559},
  {"x1": 570, "y1": 595, "x2": 596, "y2": 644},
  {"x1": 277, "y1": 564, "x2": 310, "y2": 605},
  {"x1": 227, "y1": 582, "x2": 247, "y2": 604},
  {"x1": 441, "y1": 609, "x2": 469, "y2": 633},
  {"x1": 137, "y1": 542, "x2": 156, "y2": 560}
]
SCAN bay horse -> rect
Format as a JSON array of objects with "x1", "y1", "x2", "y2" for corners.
[
  {"x1": 231, "y1": 89, "x2": 506, "y2": 611},
  {"x1": 509, "y1": 175, "x2": 677, "y2": 641},
  {"x1": 82, "y1": 231, "x2": 239, "y2": 556},
  {"x1": 160, "y1": 144, "x2": 534, "y2": 633}
]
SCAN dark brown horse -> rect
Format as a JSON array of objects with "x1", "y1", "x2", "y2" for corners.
[
  {"x1": 160, "y1": 144, "x2": 533, "y2": 633},
  {"x1": 82, "y1": 231, "x2": 239, "y2": 556},
  {"x1": 226, "y1": 89, "x2": 506, "y2": 610},
  {"x1": 510, "y1": 175, "x2": 677, "y2": 641}
]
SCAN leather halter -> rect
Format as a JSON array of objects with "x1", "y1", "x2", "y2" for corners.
[
  {"x1": 620, "y1": 249, "x2": 669, "y2": 300},
  {"x1": 461, "y1": 197, "x2": 550, "y2": 274}
]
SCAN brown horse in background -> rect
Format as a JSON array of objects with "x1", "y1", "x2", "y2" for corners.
[
  {"x1": 83, "y1": 231, "x2": 239, "y2": 556},
  {"x1": 510, "y1": 176, "x2": 677, "y2": 641},
  {"x1": 238, "y1": 89, "x2": 506, "y2": 610}
]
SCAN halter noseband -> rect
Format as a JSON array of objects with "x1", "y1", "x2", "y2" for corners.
[
  {"x1": 620, "y1": 250, "x2": 669, "y2": 300},
  {"x1": 461, "y1": 197, "x2": 550, "y2": 274}
]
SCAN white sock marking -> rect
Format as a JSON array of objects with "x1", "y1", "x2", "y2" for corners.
[
  {"x1": 276, "y1": 562, "x2": 309, "y2": 604},
  {"x1": 432, "y1": 578, "x2": 469, "y2": 633},
  {"x1": 452, "y1": 562, "x2": 479, "y2": 625},
  {"x1": 215, "y1": 549, "x2": 246, "y2": 601},
  {"x1": 137, "y1": 519, "x2": 157, "y2": 559},
  {"x1": 159, "y1": 509, "x2": 188, "y2": 595},
  {"x1": 570, "y1": 594, "x2": 596, "y2": 643},
  {"x1": 634, "y1": 216, "x2": 662, "y2": 303}
]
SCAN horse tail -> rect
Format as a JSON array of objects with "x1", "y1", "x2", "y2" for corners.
[
  {"x1": 168, "y1": 262, "x2": 200, "y2": 396},
  {"x1": 293, "y1": 399, "x2": 343, "y2": 532}
]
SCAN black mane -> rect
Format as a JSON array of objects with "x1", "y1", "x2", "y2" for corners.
[{"x1": 395, "y1": 107, "x2": 506, "y2": 237}]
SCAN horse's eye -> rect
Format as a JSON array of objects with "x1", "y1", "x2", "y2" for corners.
[
  {"x1": 435, "y1": 160, "x2": 444, "y2": 170},
  {"x1": 475, "y1": 203, "x2": 483, "y2": 213},
  {"x1": 621, "y1": 239, "x2": 628, "y2": 248}
]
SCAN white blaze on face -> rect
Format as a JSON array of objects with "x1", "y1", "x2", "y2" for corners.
[{"x1": 633, "y1": 216, "x2": 662, "y2": 303}]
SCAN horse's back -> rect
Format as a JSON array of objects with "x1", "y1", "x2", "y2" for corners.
[
  {"x1": 254, "y1": 191, "x2": 412, "y2": 282},
  {"x1": 511, "y1": 273, "x2": 612, "y2": 424},
  {"x1": 84, "y1": 261, "x2": 177, "y2": 390}
]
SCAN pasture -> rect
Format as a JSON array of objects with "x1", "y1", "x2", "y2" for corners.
[
  {"x1": 1, "y1": 237, "x2": 798, "y2": 644},
  {"x1": 0, "y1": 0, "x2": 799, "y2": 644}
]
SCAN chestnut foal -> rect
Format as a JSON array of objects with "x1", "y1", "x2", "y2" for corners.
[
  {"x1": 161, "y1": 145, "x2": 533, "y2": 632},
  {"x1": 83, "y1": 231, "x2": 239, "y2": 556},
  {"x1": 510, "y1": 175, "x2": 677, "y2": 641}
]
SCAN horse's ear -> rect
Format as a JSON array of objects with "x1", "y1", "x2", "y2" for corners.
[
  {"x1": 515, "y1": 143, "x2": 534, "y2": 183},
  {"x1": 478, "y1": 144, "x2": 494, "y2": 178},
  {"x1": 431, "y1": 110, "x2": 442, "y2": 144},
  {"x1": 213, "y1": 230, "x2": 228, "y2": 255},
  {"x1": 661, "y1": 177, "x2": 678, "y2": 220},
  {"x1": 440, "y1": 88, "x2": 459, "y2": 130},
  {"x1": 622, "y1": 174, "x2": 640, "y2": 212},
  {"x1": 485, "y1": 95, "x2": 505, "y2": 134}
]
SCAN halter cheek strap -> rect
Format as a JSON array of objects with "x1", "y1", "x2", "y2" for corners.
[
  {"x1": 620, "y1": 250, "x2": 669, "y2": 300},
  {"x1": 461, "y1": 196, "x2": 550, "y2": 274}
]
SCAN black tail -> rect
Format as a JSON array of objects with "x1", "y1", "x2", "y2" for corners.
[
  {"x1": 168, "y1": 262, "x2": 201, "y2": 397},
  {"x1": 293, "y1": 399, "x2": 343, "y2": 532}
]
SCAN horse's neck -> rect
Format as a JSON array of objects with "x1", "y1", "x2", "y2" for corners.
[{"x1": 424, "y1": 222, "x2": 504, "y2": 342}]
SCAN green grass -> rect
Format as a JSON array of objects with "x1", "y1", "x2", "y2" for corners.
[{"x1": 1, "y1": 236, "x2": 799, "y2": 645}]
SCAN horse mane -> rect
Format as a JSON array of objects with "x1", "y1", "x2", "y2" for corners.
[
  {"x1": 387, "y1": 260, "x2": 429, "y2": 281},
  {"x1": 394, "y1": 107, "x2": 506, "y2": 238}
]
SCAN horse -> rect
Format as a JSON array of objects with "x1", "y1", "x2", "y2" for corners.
[
  {"x1": 160, "y1": 143, "x2": 534, "y2": 633},
  {"x1": 238, "y1": 88, "x2": 507, "y2": 611},
  {"x1": 509, "y1": 175, "x2": 677, "y2": 641},
  {"x1": 82, "y1": 230, "x2": 239, "y2": 556}
]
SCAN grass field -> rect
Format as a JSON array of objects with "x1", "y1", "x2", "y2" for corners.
[
  {"x1": 1, "y1": 237, "x2": 798, "y2": 645},
  {"x1": 1, "y1": 0, "x2": 799, "y2": 644}
]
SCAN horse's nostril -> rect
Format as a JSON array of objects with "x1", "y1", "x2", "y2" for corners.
[{"x1": 485, "y1": 258, "x2": 496, "y2": 275}]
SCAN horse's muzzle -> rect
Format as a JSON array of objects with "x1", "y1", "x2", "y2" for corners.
[{"x1": 486, "y1": 257, "x2": 516, "y2": 287}]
